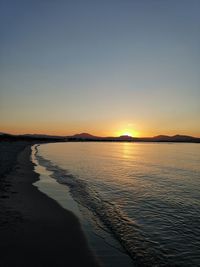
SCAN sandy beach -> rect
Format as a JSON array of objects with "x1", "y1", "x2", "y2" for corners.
[{"x1": 0, "y1": 142, "x2": 100, "y2": 267}]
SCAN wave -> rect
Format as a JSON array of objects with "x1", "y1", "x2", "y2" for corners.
[{"x1": 34, "y1": 145, "x2": 169, "y2": 267}]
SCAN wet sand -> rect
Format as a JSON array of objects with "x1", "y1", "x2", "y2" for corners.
[{"x1": 0, "y1": 142, "x2": 100, "y2": 267}]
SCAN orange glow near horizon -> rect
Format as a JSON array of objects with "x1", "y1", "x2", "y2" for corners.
[
  {"x1": 1, "y1": 2, "x2": 200, "y2": 140},
  {"x1": 115, "y1": 129, "x2": 140, "y2": 137},
  {"x1": 1, "y1": 125, "x2": 200, "y2": 138},
  {"x1": 1, "y1": 127, "x2": 140, "y2": 137}
]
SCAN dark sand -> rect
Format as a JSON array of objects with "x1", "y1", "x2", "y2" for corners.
[{"x1": 0, "y1": 142, "x2": 100, "y2": 267}]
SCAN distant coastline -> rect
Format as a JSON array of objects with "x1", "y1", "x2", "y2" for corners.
[{"x1": 1, "y1": 132, "x2": 200, "y2": 143}]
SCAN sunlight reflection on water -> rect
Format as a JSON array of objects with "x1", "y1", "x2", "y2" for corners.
[{"x1": 38, "y1": 142, "x2": 200, "y2": 266}]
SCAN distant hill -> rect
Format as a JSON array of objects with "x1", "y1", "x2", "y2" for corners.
[
  {"x1": 67, "y1": 133, "x2": 200, "y2": 143},
  {"x1": 132, "y1": 135, "x2": 200, "y2": 143},
  {"x1": 118, "y1": 135, "x2": 133, "y2": 140},
  {"x1": 66, "y1": 133, "x2": 200, "y2": 143},
  {"x1": 150, "y1": 135, "x2": 200, "y2": 142},
  {"x1": 69, "y1": 133, "x2": 101, "y2": 140},
  {"x1": 67, "y1": 133, "x2": 134, "y2": 141},
  {"x1": 1, "y1": 132, "x2": 200, "y2": 143}
]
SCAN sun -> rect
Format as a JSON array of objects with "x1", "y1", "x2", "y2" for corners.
[
  {"x1": 116, "y1": 129, "x2": 139, "y2": 137},
  {"x1": 122, "y1": 131, "x2": 133, "y2": 137}
]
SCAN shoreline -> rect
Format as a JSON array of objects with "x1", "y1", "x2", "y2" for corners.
[
  {"x1": 32, "y1": 144, "x2": 134, "y2": 267},
  {"x1": 0, "y1": 142, "x2": 100, "y2": 267}
]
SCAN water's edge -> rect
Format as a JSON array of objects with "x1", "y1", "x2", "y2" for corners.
[
  {"x1": 32, "y1": 144, "x2": 134, "y2": 267},
  {"x1": 34, "y1": 144, "x2": 171, "y2": 267}
]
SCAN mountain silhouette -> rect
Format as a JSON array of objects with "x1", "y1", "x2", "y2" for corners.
[
  {"x1": 70, "y1": 133, "x2": 100, "y2": 139},
  {"x1": 0, "y1": 132, "x2": 199, "y2": 143}
]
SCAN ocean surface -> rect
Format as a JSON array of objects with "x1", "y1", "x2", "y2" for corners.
[{"x1": 35, "y1": 142, "x2": 200, "y2": 266}]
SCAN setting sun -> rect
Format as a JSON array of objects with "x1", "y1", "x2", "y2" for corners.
[{"x1": 116, "y1": 129, "x2": 139, "y2": 137}]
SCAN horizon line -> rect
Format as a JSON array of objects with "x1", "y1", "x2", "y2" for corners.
[{"x1": 1, "y1": 131, "x2": 200, "y2": 139}]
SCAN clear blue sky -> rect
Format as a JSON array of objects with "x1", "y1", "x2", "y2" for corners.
[{"x1": 0, "y1": 0, "x2": 199, "y2": 136}]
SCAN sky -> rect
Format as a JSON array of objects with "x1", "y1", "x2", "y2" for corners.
[{"x1": 0, "y1": 0, "x2": 200, "y2": 137}]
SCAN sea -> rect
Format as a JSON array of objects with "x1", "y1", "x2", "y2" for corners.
[{"x1": 32, "y1": 142, "x2": 200, "y2": 266}]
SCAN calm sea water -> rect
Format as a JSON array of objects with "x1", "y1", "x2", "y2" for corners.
[{"x1": 37, "y1": 142, "x2": 200, "y2": 266}]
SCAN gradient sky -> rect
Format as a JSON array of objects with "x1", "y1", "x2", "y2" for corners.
[{"x1": 1, "y1": 0, "x2": 200, "y2": 137}]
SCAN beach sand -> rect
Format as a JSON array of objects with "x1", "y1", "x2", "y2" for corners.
[{"x1": 0, "y1": 142, "x2": 100, "y2": 267}]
